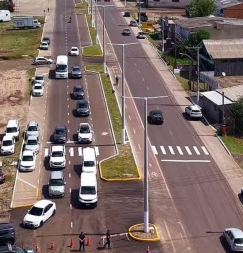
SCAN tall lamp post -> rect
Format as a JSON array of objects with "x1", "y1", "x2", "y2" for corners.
[
  {"x1": 96, "y1": 5, "x2": 114, "y2": 73},
  {"x1": 125, "y1": 95, "x2": 168, "y2": 232},
  {"x1": 111, "y1": 43, "x2": 139, "y2": 144},
  {"x1": 186, "y1": 46, "x2": 201, "y2": 104}
]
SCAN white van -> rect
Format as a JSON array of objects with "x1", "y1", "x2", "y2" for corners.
[
  {"x1": 5, "y1": 120, "x2": 20, "y2": 141},
  {"x1": 79, "y1": 173, "x2": 97, "y2": 207},
  {"x1": 0, "y1": 10, "x2": 11, "y2": 22},
  {"x1": 82, "y1": 147, "x2": 97, "y2": 173}
]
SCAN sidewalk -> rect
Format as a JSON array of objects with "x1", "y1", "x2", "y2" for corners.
[{"x1": 108, "y1": 0, "x2": 243, "y2": 196}]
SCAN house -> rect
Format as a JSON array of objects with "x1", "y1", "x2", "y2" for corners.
[
  {"x1": 214, "y1": 0, "x2": 243, "y2": 19},
  {"x1": 174, "y1": 17, "x2": 243, "y2": 41}
]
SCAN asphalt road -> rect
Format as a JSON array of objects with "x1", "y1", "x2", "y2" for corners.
[{"x1": 99, "y1": 4, "x2": 243, "y2": 253}]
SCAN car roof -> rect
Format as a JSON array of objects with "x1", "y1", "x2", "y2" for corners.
[
  {"x1": 26, "y1": 135, "x2": 38, "y2": 140},
  {"x1": 33, "y1": 83, "x2": 42, "y2": 87},
  {"x1": 189, "y1": 105, "x2": 201, "y2": 110},
  {"x1": 28, "y1": 120, "x2": 38, "y2": 126},
  {"x1": 33, "y1": 199, "x2": 54, "y2": 208},
  {"x1": 2, "y1": 135, "x2": 14, "y2": 141},
  {"x1": 74, "y1": 84, "x2": 83, "y2": 89},
  {"x1": 77, "y1": 99, "x2": 88, "y2": 104},
  {"x1": 50, "y1": 171, "x2": 64, "y2": 179},
  {"x1": 51, "y1": 145, "x2": 64, "y2": 151},
  {"x1": 22, "y1": 150, "x2": 34, "y2": 156},
  {"x1": 55, "y1": 126, "x2": 66, "y2": 130},
  {"x1": 225, "y1": 228, "x2": 243, "y2": 238},
  {"x1": 7, "y1": 120, "x2": 18, "y2": 127}
]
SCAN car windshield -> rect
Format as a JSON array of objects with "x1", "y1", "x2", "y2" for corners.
[
  {"x1": 192, "y1": 110, "x2": 201, "y2": 113},
  {"x1": 153, "y1": 112, "x2": 162, "y2": 117},
  {"x1": 2, "y1": 140, "x2": 13, "y2": 146},
  {"x1": 28, "y1": 126, "x2": 38, "y2": 131},
  {"x1": 72, "y1": 48, "x2": 78, "y2": 52},
  {"x1": 74, "y1": 87, "x2": 83, "y2": 92},
  {"x1": 81, "y1": 186, "x2": 96, "y2": 195},
  {"x1": 27, "y1": 140, "x2": 38, "y2": 145},
  {"x1": 235, "y1": 238, "x2": 243, "y2": 244},
  {"x1": 84, "y1": 161, "x2": 95, "y2": 167},
  {"x1": 35, "y1": 76, "x2": 44, "y2": 80},
  {"x1": 72, "y1": 67, "x2": 80, "y2": 72},
  {"x1": 55, "y1": 129, "x2": 65, "y2": 134},
  {"x1": 29, "y1": 206, "x2": 43, "y2": 216},
  {"x1": 56, "y1": 65, "x2": 67, "y2": 72},
  {"x1": 78, "y1": 103, "x2": 87, "y2": 109},
  {"x1": 50, "y1": 179, "x2": 64, "y2": 186},
  {"x1": 34, "y1": 86, "x2": 42, "y2": 90},
  {"x1": 6, "y1": 127, "x2": 17, "y2": 133},
  {"x1": 22, "y1": 155, "x2": 34, "y2": 161},
  {"x1": 80, "y1": 126, "x2": 90, "y2": 133},
  {"x1": 52, "y1": 151, "x2": 63, "y2": 157}
]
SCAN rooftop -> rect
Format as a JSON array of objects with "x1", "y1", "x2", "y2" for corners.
[{"x1": 203, "y1": 39, "x2": 243, "y2": 59}]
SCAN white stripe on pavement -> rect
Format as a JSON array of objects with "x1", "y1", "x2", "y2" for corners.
[
  {"x1": 44, "y1": 148, "x2": 49, "y2": 157},
  {"x1": 95, "y1": 146, "x2": 99, "y2": 156},
  {"x1": 78, "y1": 147, "x2": 82, "y2": 156},
  {"x1": 193, "y1": 146, "x2": 200, "y2": 155},
  {"x1": 185, "y1": 146, "x2": 192, "y2": 155},
  {"x1": 161, "y1": 159, "x2": 211, "y2": 163},
  {"x1": 168, "y1": 146, "x2": 175, "y2": 155},
  {"x1": 177, "y1": 146, "x2": 183, "y2": 155},
  {"x1": 69, "y1": 147, "x2": 74, "y2": 157},
  {"x1": 151, "y1": 146, "x2": 158, "y2": 155},
  {"x1": 201, "y1": 146, "x2": 209, "y2": 155},
  {"x1": 160, "y1": 146, "x2": 166, "y2": 155}
]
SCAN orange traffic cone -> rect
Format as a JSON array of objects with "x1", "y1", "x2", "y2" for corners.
[
  {"x1": 35, "y1": 243, "x2": 40, "y2": 253},
  {"x1": 86, "y1": 237, "x2": 91, "y2": 246},
  {"x1": 50, "y1": 241, "x2": 55, "y2": 250},
  {"x1": 146, "y1": 246, "x2": 150, "y2": 253},
  {"x1": 69, "y1": 238, "x2": 74, "y2": 249}
]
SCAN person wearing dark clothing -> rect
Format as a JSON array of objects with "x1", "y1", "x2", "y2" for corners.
[
  {"x1": 104, "y1": 229, "x2": 111, "y2": 249},
  {"x1": 79, "y1": 232, "x2": 85, "y2": 251}
]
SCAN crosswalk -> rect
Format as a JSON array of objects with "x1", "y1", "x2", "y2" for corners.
[
  {"x1": 151, "y1": 145, "x2": 209, "y2": 156},
  {"x1": 44, "y1": 146, "x2": 100, "y2": 157}
]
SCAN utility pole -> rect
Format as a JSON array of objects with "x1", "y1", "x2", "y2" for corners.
[{"x1": 161, "y1": 15, "x2": 164, "y2": 53}]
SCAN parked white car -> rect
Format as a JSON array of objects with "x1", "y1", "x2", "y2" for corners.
[
  {"x1": 25, "y1": 120, "x2": 40, "y2": 138},
  {"x1": 5, "y1": 119, "x2": 20, "y2": 141},
  {"x1": 69, "y1": 46, "x2": 79, "y2": 56},
  {"x1": 223, "y1": 228, "x2": 243, "y2": 252},
  {"x1": 185, "y1": 105, "x2": 202, "y2": 119},
  {"x1": 49, "y1": 145, "x2": 66, "y2": 169},
  {"x1": 39, "y1": 41, "x2": 49, "y2": 50},
  {"x1": 32, "y1": 74, "x2": 45, "y2": 86},
  {"x1": 22, "y1": 200, "x2": 56, "y2": 228},
  {"x1": 1, "y1": 135, "x2": 15, "y2": 155},
  {"x1": 19, "y1": 150, "x2": 36, "y2": 172},
  {"x1": 32, "y1": 83, "x2": 44, "y2": 96},
  {"x1": 24, "y1": 135, "x2": 40, "y2": 154},
  {"x1": 77, "y1": 123, "x2": 93, "y2": 143}
]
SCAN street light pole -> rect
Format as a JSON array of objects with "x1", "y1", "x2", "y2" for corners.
[
  {"x1": 110, "y1": 42, "x2": 139, "y2": 144},
  {"x1": 96, "y1": 5, "x2": 114, "y2": 73},
  {"x1": 124, "y1": 95, "x2": 168, "y2": 232}
]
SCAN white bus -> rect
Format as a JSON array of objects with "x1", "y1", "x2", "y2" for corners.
[
  {"x1": 55, "y1": 55, "x2": 68, "y2": 79},
  {"x1": 0, "y1": 10, "x2": 11, "y2": 22}
]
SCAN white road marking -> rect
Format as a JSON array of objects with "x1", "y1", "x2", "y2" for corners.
[
  {"x1": 78, "y1": 147, "x2": 82, "y2": 156},
  {"x1": 168, "y1": 146, "x2": 175, "y2": 155},
  {"x1": 70, "y1": 222, "x2": 73, "y2": 228},
  {"x1": 161, "y1": 159, "x2": 211, "y2": 163},
  {"x1": 163, "y1": 220, "x2": 176, "y2": 253},
  {"x1": 133, "y1": 128, "x2": 136, "y2": 134},
  {"x1": 151, "y1": 146, "x2": 158, "y2": 155},
  {"x1": 69, "y1": 147, "x2": 74, "y2": 156},
  {"x1": 128, "y1": 115, "x2": 131, "y2": 121},
  {"x1": 202, "y1": 146, "x2": 209, "y2": 155},
  {"x1": 160, "y1": 146, "x2": 166, "y2": 155},
  {"x1": 177, "y1": 146, "x2": 183, "y2": 155},
  {"x1": 44, "y1": 148, "x2": 49, "y2": 157},
  {"x1": 185, "y1": 146, "x2": 192, "y2": 155},
  {"x1": 193, "y1": 146, "x2": 200, "y2": 155},
  {"x1": 69, "y1": 173, "x2": 71, "y2": 178},
  {"x1": 69, "y1": 188, "x2": 71, "y2": 193},
  {"x1": 138, "y1": 143, "x2": 141, "y2": 150}
]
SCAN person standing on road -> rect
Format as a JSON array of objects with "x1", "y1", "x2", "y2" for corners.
[
  {"x1": 104, "y1": 229, "x2": 111, "y2": 249},
  {"x1": 79, "y1": 231, "x2": 85, "y2": 251}
]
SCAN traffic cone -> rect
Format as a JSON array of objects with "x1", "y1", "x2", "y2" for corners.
[
  {"x1": 146, "y1": 246, "x2": 150, "y2": 253},
  {"x1": 86, "y1": 237, "x2": 91, "y2": 246},
  {"x1": 35, "y1": 243, "x2": 40, "y2": 253},
  {"x1": 69, "y1": 238, "x2": 74, "y2": 249},
  {"x1": 50, "y1": 241, "x2": 55, "y2": 250}
]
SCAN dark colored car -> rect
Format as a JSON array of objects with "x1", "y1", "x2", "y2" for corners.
[
  {"x1": 42, "y1": 37, "x2": 50, "y2": 45},
  {"x1": 53, "y1": 126, "x2": 67, "y2": 143},
  {"x1": 76, "y1": 100, "x2": 90, "y2": 117},
  {"x1": 0, "y1": 244, "x2": 35, "y2": 253},
  {"x1": 123, "y1": 12, "x2": 130, "y2": 17},
  {"x1": 0, "y1": 223, "x2": 15, "y2": 245},
  {"x1": 0, "y1": 169, "x2": 5, "y2": 184},
  {"x1": 149, "y1": 110, "x2": 164, "y2": 124},
  {"x1": 73, "y1": 85, "x2": 85, "y2": 99},
  {"x1": 71, "y1": 66, "x2": 82, "y2": 79}
]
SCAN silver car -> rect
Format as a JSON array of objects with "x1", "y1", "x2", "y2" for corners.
[
  {"x1": 25, "y1": 120, "x2": 40, "y2": 138},
  {"x1": 24, "y1": 135, "x2": 40, "y2": 154},
  {"x1": 48, "y1": 171, "x2": 66, "y2": 197}
]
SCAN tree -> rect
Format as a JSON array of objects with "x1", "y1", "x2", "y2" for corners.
[
  {"x1": 230, "y1": 97, "x2": 243, "y2": 135},
  {"x1": 190, "y1": 0, "x2": 215, "y2": 17},
  {"x1": 187, "y1": 29, "x2": 210, "y2": 47}
]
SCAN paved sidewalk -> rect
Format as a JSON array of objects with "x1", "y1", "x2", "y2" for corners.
[{"x1": 108, "y1": 0, "x2": 243, "y2": 196}]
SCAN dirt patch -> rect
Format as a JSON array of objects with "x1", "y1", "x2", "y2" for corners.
[{"x1": 0, "y1": 59, "x2": 31, "y2": 220}]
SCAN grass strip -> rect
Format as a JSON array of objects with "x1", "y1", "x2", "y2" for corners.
[{"x1": 85, "y1": 65, "x2": 139, "y2": 180}]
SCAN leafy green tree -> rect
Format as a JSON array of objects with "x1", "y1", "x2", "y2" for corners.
[
  {"x1": 190, "y1": 0, "x2": 215, "y2": 17},
  {"x1": 187, "y1": 29, "x2": 210, "y2": 47},
  {"x1": 230, "y1": 97, "x2": 243, "y2": 134}
]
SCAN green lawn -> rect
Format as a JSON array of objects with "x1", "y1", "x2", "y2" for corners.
[
  {"x1": 221, "y1": 136, "x2": 243, "y2": 154},
  {"x1": 85, "y1": 65, "x2": 140, "y2": 180}
]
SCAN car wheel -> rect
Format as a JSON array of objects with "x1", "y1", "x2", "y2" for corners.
[
  {"x1": 52, "y1": 209, "x2": 56, "y2": 216},
  {"x1": 39, "y1": 221, "x2": 44, "y2": 227}
]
